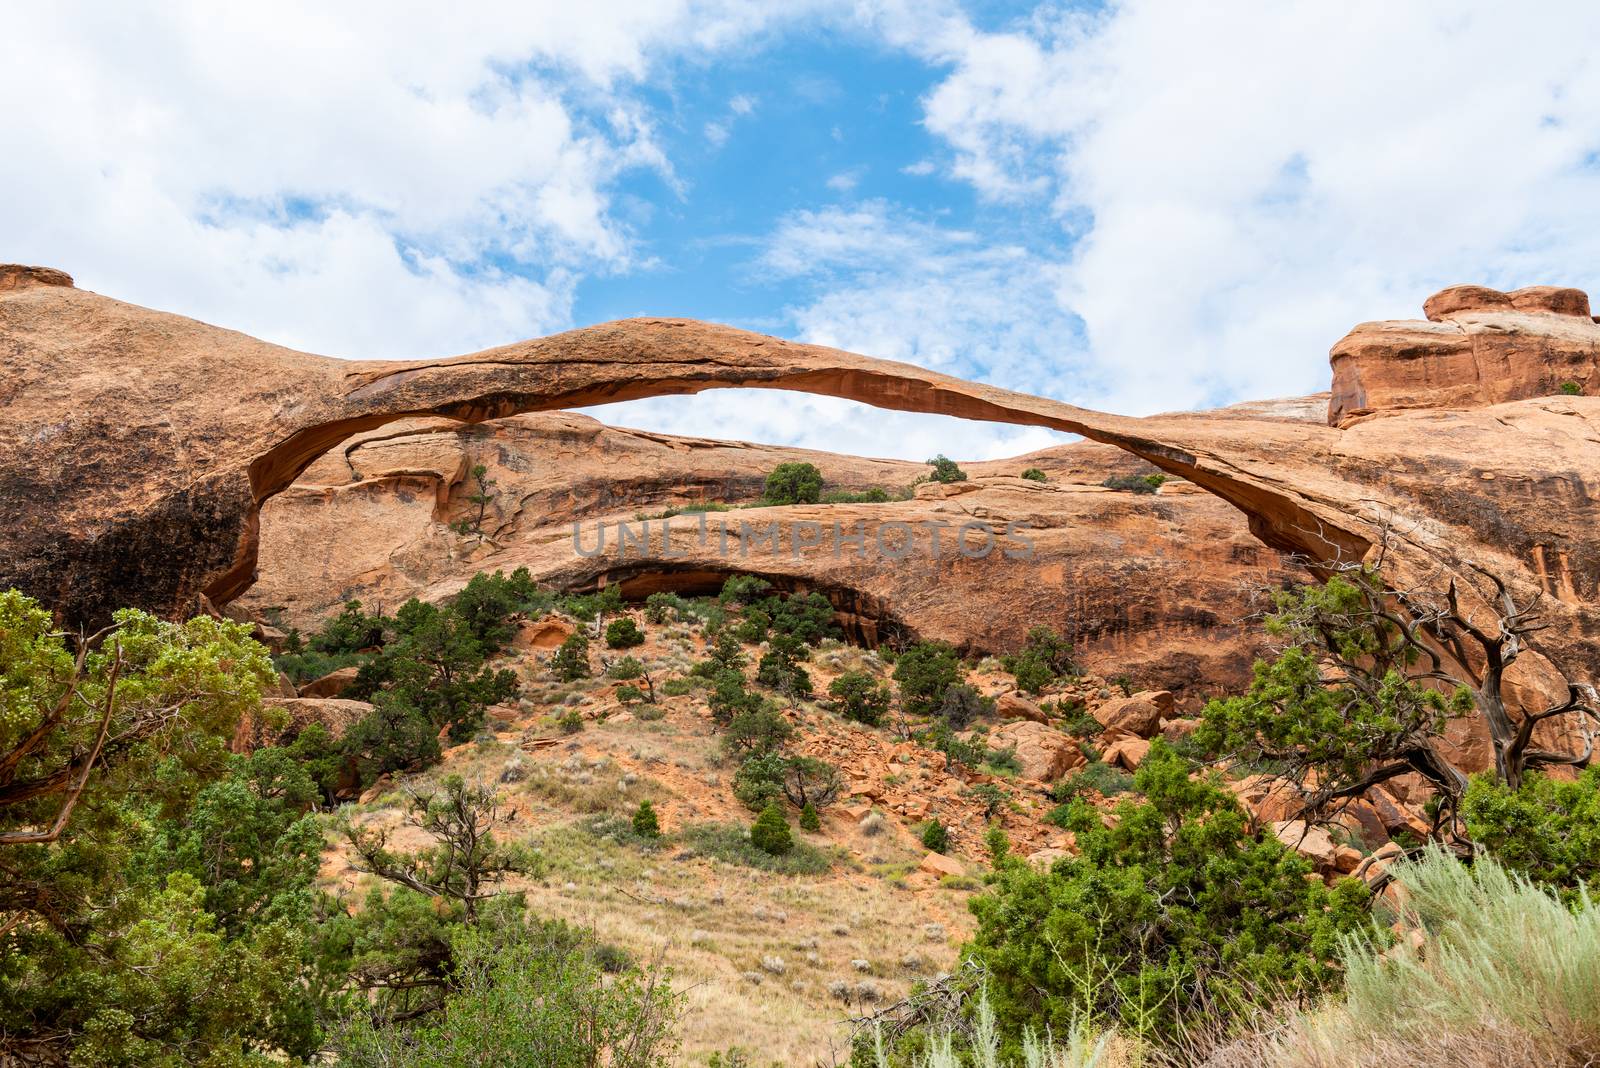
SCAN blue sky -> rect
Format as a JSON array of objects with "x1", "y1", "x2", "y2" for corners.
[{"x1": 6, "y1": 2, "x2": 1600, "y2": 460}]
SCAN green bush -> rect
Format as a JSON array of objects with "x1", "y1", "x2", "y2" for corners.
[
  {"x1": 756, "y1": 637, "x2": 813, "y2": 697},
  {"x1": 1000, "y1": 626, "x2": 1076, "y2": 695},
  {"x1": 763, "y1": 461, "x2": 824, "y2": 505},
  {"x1": 820, "y1": 486, "x2": 897, "y2": 504},
  {"x1": 677, "y1": 823, "x2": 831, "y2": 875},
  {"x1": 615, "y1": 684, "x2": 646, "y2": 705},
  {"x1": 799, "y1": 802, "x2": 822, "y2": 832},
  {"x1": 827, "y1": 669, "x2": 892, "y2": 726},
  {"x1": 893, "y1": 641, "x2": 966, "y2": 716},
  {"x1": 1020, "y1": 468, "x2": 1047, "y2": 482},
  {"x1": 1462, "y1": 767, "x2": 1600, "y2": 901},
  {"x1": 1560, "y1": 380, "x2": 1583, "y2": 395},
  {"x1": 719, "y1": 575, "x2": 772, "y2": 605},
  {"x1": 1049, "y1": 761, "x2": 1135, "y2": 803},
  {"x1": 937, "y1": 683, "x2": 994, "y2": 729},
  {"x1": 921, "y1": 819, "x2": 950, "y2": 853},
  {"x1": 660, "y1": 676, "x2": 702, "y2": 697},
  {"x1": 607, "y1": 656, "x2": 645, "y2": 680},
  {"x1": 604, "y1": 617, "x2": 645, "y2": 649},
  {"x1": 332, "y1": 926, "x2": 679, "y2": 1067},
  {"x1": 750, "y1": 802, "x2": 795, "y2": 856},
  {"x1": 965, "y1": 742, "x2": 1370, "y2": 1045},
  {"x1": 557, "y1": 709, "x2": 584, "y2": 734},
  {"x1": 926, "y1": 454, "x2": 969, "y2": 484},
  {"x1": 551, "y1": 631, "x2": 591, "y2": 681},
  {"x1": 732, "y1": 751, "x2": 788, "y2": 812},
  {"x1": 985, "y1": 825, "x2": 1011, "y2": 866},
  {"x1": 708, "y1": 669, "x2": 762, "y2": 728},
  {"x1": 1054, "y1": 699, "x2": 1103, "y2": 738},
  {"x1": 632, "y1": 800, "x2": 661, "y2": 839},
  {"x1": 1101, "y1": 473, "x2": 1166, "y2": 494},
  {"x1": 722, "y1": 705, "x2": 793, "y2": 760}
]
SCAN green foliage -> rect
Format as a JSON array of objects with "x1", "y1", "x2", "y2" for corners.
[
  {"x1": 632, "y1": 800, "x2": 661, "y2": 839},
  {"x1": 965, "y1": 742, "x2": 1371, "y2": 1045},
  {"x1": 750, "y1": 801, "x2": 795, "y2": 856},
  {"x1": 985, "y1": 825, "x2": 1011, "y2": 866},
  {"x1": 1101, "y1": 472, "x2": 1166, "y2": 493},
  {"x1": 557, "y1": 709, "x2": 584, "y2": 734},
  {"x1": 604, "y1": 616, "x2": 645, "y2": 649},
  {"x1": 451, "y1": 569, "x2": 540, "y2": 653},
  {"x1": 550, "y1": 631, "x2": 591, "y2": 682},
  {"x1": 820, "y1": 486, "x2": 900, "y2": 504},
  {"x1": 0, "y1": 593, "x2": 327, "y2": 1063},
  {"x1": 1560, "y1": 380, "x2": 1583, "y2": 395},
  {"x1": 722, "y1": 704, "x2": 794, "y2": 760},
  {"x1": 921, "y1": 819, "x2": 950, "y2": 853},
  {"x1": 763, "y1": 461, "x2": 824, "y2": 505},
  {"x1": 607, "y1": 656, "x2": 645, "y2": 680},
  {"x1": 1020, "y1": 468, "x2": 1047, "y2": 482},
  {"x1": 659, "y1": 677, "x2": 701, "y2": 697},
  {"x1": 1195, "y1": 571, "x2": 1471, "y2": 817},
  {"x1": 310, "y1": 599, "x2": 388, "y2": 655},
  {"x1": 756, "y1": 635, "x2": 813, "y2": 697},
  {"x1": 708, "y1": 669, "x2": 762, "y2": 729},
  {"x1": 937, "y1": 683, "x2": 994, "y2": 730},
  {"x1": 969, "y1": 782, "x2": 1008, "y2": 820},
  {"x1": 799, "y1": 801, "x2": 822, "y2": 832},
  {"x1": 448, "y1": 462, "x2": 499, "y2": 541},
  {"x1": 828, "y1": 669, "x2": 892, "y2": 726},
  {"x1": 732, "y1": 751, "x2": 788, "y2": 812},
  {"x1": 1000, "y1": 626, "x2": 1077, "y2": 695},
  {"x1": 925, "y1": 454, "x2": 969, "y2": 484},
  {"x1": 1462, "y1": 767, "x2": 1600, "y2": 901},
  {"x1": 719, "y1": 575, "x2": 773, "y2": 605},
  {"x1": 1050, "y1": 761, "x2": 1136, "y2": 803},
  {"x1": 615, "y1": 684, "x2": 646, "y2": 705},
  {"x1": 1053, "y1": 699, "x2": 1102, "y2": 738},
  {"x1": 677, "y1": 823, "x2": 831, "y2": 875},
  {"x1": 332, "y1": 925, "x2": 680, "y2": 1067},
  {"x1": 893, "y1": 641, "x2": 966, "y2": 717}
]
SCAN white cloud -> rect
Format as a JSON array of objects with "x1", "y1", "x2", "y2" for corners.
[
  {"x1": 729, "y1": 93, "x2": 758, "y2": 116},
  {"x1": 825, "y1": 169, "x2": 865, "y2": 193},
  {"x1": 901, "y1": 160, "x2": 937, "y2": 176},
  {"x1": 0, "y1": 2, "x2": 799, "y2": 358},
  {"x1": 905, "y1": 0, "x2": 1600, "y2": 414}
]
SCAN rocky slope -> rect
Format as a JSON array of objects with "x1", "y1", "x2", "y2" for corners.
[
  {"x1": 3, "y1": 265, "x2": 1595, "y2": 716},
  {"x1": 237, "y1": 410, "x2": 1305, "y2": 698}
]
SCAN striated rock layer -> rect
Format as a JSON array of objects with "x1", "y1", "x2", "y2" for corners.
[
  {"x1": 237, "y1": 411, "x2": 1302, "y2": 697},
  {"x1": 2, "y1": 268, "x2": 1596, "y2": 712}
]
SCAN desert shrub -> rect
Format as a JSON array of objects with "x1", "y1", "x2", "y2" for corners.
[
  {"x1": 1101, "y1": 473, "x2": 1165, "y2": 494},
  {"x1": 985, "y1": 825, "x2": 1011, "y2": 866},
  {"x1": 1054, "y1": 699, "x2": 1103, "y2": 738},
  {"x1": 559, "y1": 585, "x2": 623, "y2": 623},
  {"x1": 660, "y1": 676, "x2": 701, "y2": 697},
  {"x1": 332, "y1": 925, "x2": 680, "y2": 1068},
  {"x1": 799, "y1": 802, "x2": 822, "y2": 832},
  {"x1": 1560, "y1": 380, "x2": 1583, "y2": 395},
  {"x1": 720, "y1": 575, "x2": 773, "y2": 605},
  {"x1": 763, "y1": 461, "x2": 824, "y2": 505},
  {"x1": 605, "y1": 617, "x2": 645, "y2": 649},
  {"x1": 607, "y1": 656, "x2": 645, "y2": 680},
  {"x1": 864, "y1": 991, "x2": 1113, "y2": 1068},
  {"x1": 1461, "y1": 767, "x2": 1600, "y2": 901},
  {"x1": 451, "y1": 568, "x2": 539, "y2": 652},
  {"x1": 709, "y1": 670, "x2": 762, "y2": 729},
  {"x1": 1232, "y1": 849, "x2": 1600, "y2": 1068},
  {"x1": 757, "y1": 637, "x2": 813, "y2": 697},
  {"x1": 821, "y1": 487, "x2": 896, "y2": 504},
  {"x1": 275, "y1": 647, "x2": 365, "y2": 686},
  {"x1": 733, "y1": 751, "x2": 788, "y2": 812},
  {"x1": 966, "y1": 742, "x2": 1370, "y2": 1046},
  {"x1": 829, "y1": 669, "x2": 893, "y2": 726},
  {"x1": 632, "y1": 800, "x2": 661, "y2": 839},
  {"x1": 550, "y1": 631, "x2": 591, "y2": 681},
  {"x1": 969, "y1": 782, "x2": 1008, "y2": 820},
  {"x1": 615, "y1": 684, "x2": 646, "y2": 705},
  {"x1": 1020, "y1": 468, "x2": 1047, "y2": 482},
  {"x1": 1050, "y1": 762, "x2": 1135, "y2": 803},
  {"x1": 751, "y1": 802, "x2": 795, "y2": 856},
  {"x1": 676, "y1": 823, "x2": 831, "y2": 875},
  {"x1": 557, "y1": 709, "x2": 584, "y2": 734},
  {"x1": 723, "y1": 705, "x2": 794, "y2": 760},
  {"x1": 937, "y1": 684, "x2": 994, "y2": 730},
  {"x1": 311, "y1": 599, "x2": 389, "y2": 654},
  {"x1": 894, "y1": 641, "x2": 966, "y2": 716},
  {"x1": 781, "y1": 755, "x2": 843, "y2": 809},
  {"x1": 926, "y1": 454, "x2": 968, "y2": 484},
  {"x1": 1001, "y1": 626, "x2": 1077, "y2": 695},
  {"x1": 921, "y1": 819, "x2": 950, "y2": 853}
]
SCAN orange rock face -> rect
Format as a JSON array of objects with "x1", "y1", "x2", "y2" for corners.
[
  {"x1": 2, "y1": 267, "x2": 1595, "y2": 722},
  {"x1": 1330, "y1": 284, "x2": 1599, "y2": 427},
  {"x1": 238, "y1": 411, "x2": 1296, "y2": 695}
]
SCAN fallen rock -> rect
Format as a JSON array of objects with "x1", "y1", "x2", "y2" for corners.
[
  {"x1": 997, "y1": 692, "x2": 1048, "y2": 724},
  {"x1": 1101, "y1": 734, "x2": 1150, "y2": 770},
  {"x1": 917, "y1": 852, "x2": 966, "y2": 878},
  {"x1": 1093, "y1": 690, "x2": 1173, "y2": 738},
  {"x1": 991, "y1": 720, "x2": 1086, "y2": 783},
  {"x1": 298, "y1": 664, "x2": 360, "y2": 698},
  {"x1": 1270, "y1": 820, "x2": 1339, "y2": 869}
]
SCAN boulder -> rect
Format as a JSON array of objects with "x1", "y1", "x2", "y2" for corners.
[
  {"x1": 997, "y1": 692, "x2": 1048, "y2": 724},
  {"x1": 991, "y1": 720, "x2": 1086, "y2": 783},
  {"x1": 233, "y1": 697, "x2": 373, "y2": 753},
  {"x1": 1024, "y1": 847, "x2": 1072, "y2": 868},
  {"x1": 917, "y1": 852, "x2": 966, "y2": 878},
  {"x1": 1101, "y1": 734, "x2": 1150, "y2": 770},
  {"x1": 299, "y1": 664, "x2": 360, "y2": 698},
  {"x1": 515, "y1": 615, "x2": 575, "y2": 652},
  {"x1": 1093, "y1": 690, "x2": 1173, "y2": 738},
  {"x1": 1270, "y1": 820, "x2": 1339, "y2": 870}
]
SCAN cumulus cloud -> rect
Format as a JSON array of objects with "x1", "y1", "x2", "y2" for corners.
[
  {"x1": 906, "y1": 0, "x2": 1600, "y2": 413},
  {"x1": 0, "y1": 2, "x2": 795, "y2": 357}
]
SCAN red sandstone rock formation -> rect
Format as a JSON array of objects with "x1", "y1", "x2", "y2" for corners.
[{"x1": 2, "y1": 267, "x2": 1595, "y2": 720}]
